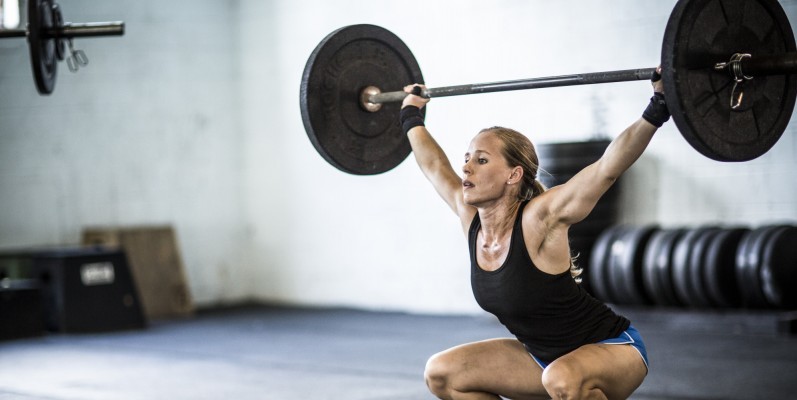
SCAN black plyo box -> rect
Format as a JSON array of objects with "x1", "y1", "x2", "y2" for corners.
[
  {"x1": 33, "y1": 248, "x2": 146, "y2": 333},
  {"x1": 0, "y1": 280, "x2": 45, "y2": 341}
]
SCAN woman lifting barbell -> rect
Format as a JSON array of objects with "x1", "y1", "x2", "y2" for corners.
[{"x1": 399, "y1": 68, "x2": 670, "y2": 400}]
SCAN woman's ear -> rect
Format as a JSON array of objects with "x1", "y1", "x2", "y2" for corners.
[{"x1": 508, "y1": 166, "x2": 524, "y2": 184}]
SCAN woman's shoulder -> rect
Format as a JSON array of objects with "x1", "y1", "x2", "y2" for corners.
[
  {"x1": 522, "y1": 190, "x2": 557, "y2": 220},
  {"x1": 520, "y1": 197, "x2": 550, "y2": 236}
]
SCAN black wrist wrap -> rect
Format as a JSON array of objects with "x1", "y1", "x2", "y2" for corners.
[
  {"x1": 642, "y1": 92, "x2": 670, "y2": 128},
  {"x1": 400, "y1": 106, "x2": 425, "y2": 134}
]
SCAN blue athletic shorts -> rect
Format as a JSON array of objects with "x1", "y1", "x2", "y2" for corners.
[{"x1": 529, "y1": 325, "x2": 649, "y2": 370}]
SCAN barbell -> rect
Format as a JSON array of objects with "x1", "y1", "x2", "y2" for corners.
[
  {"x1": 0, "y1": 0, "x2": 124, "y2": 95},
  {"x1": 299, "y1": 0, "x2": 797, "y2": 175}
]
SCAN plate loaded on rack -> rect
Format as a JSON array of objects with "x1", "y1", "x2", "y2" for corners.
[{"x1": 0, "y1": 0, "x2": 125, "y2": 95}]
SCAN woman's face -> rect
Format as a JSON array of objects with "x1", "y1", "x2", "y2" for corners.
[{"x1": 462, "y1": 131, "x2": 516, "y2": 206}]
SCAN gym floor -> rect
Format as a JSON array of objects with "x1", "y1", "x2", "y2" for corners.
[{"x1": 1, "y1": 305, "x2": 796, "y2": 400}]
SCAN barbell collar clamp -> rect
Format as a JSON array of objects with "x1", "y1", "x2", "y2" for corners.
[
  {"x1": 715, "y1": 52, "x2": 797, "y2": 76},
  {"x1": 713, "y1": 52, "x2": 797, "y2": 110}
]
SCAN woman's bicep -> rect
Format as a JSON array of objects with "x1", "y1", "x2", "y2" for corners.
[
  {"x1": 406, "y1": 126, "x2": 475, "y2": 229},
  {"x1": 420, "y1": 163, "x2": 477, "y2": 234},
  {"x1": 549, "y1": 119, "x2": 655, "y2": 224},
  {"x1": 547, "y1": 161, "x2": 615, "y2": 225},
  {"x1": 425, "y1": 162, "x2": 467, "y2": 214}
]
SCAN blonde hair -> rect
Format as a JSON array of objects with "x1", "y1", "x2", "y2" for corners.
[
  {"x1": 481, "y1": 126, "x2": 582, "y2": 283},
  {"x1": 479, "y1": 126, "x2": 545, "y2": 201}
]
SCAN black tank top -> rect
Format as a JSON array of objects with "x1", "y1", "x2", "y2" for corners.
[{"x1": 469, "y1": 200, "x2": 630, "y2": 364}]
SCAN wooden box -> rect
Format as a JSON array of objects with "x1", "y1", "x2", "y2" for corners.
[{"x1": 82, "y1": 226, "x2": 194, "y2": 319}]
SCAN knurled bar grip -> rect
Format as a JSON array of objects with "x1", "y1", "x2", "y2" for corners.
[
  {"x1": 368, "y1": 52, "x2": 797, "y2": 104},
  {"x1": 368, "y1": 68, "x2": 658, "y2": 104}
]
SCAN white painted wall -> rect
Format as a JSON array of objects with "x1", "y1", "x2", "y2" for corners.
[
  {"x1": 0, "y1": 0, "x2": 251, "y2": 305},
  {"x1": 1, "y1": 0, "x2": 795, "y2": 313},
  {"x1": 242, "y1": 0, "x2": 797, "y2": 314}
]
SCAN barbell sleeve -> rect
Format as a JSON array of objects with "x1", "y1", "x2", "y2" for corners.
[
  {"x1": 741, "y1": 52, "x2": 797, "y2": 76},
  {"x1": 0, "y1": 30, "x2": 26, "y2": 39},
  {"x1": 0, "y1": 21, "x2": 124, "y2": 39},
  {"x1": 49, "y1": 22, "x2": 125, "y2": 38}
]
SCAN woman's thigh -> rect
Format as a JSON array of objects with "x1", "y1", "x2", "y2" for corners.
[
  {"x1": 545, "y1": 343, "x2": 647, "y2": 399},
  {"x1": 426, "y1": 338, "x2": 549, "y2": 399}
]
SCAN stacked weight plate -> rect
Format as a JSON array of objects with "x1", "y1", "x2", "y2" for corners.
[
  {"x1": 536, "y1": 140, "x2": 620, "y2": 294},
  {"x1": 590, "y1": 223, "x2": 797, "y2": 309}
]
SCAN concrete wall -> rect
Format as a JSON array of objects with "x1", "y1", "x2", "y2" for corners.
[{"x1": 1, "y1": 0, "x2": 795, "y2": 313}]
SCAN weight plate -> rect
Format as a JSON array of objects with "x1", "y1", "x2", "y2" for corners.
[
  {"x1": 657, "y1": 229, "x2": 688, "y2": 307},
  {"x1": 588, "y1": 225, "x2": 627, "y2": 303},
  {"x1": 536, "y1": 140, "x2": 611, "y2": 172},
  {"x1": 643, "y1": 228, "x2": 685, "y2": 307},
  {"x1": 536, "y1": 140, "x2": 611, "y2": 159},
  {"x1": 662, "y1": 0, "x2": 797, "y2": 161},
  {"x1": 687, "y1": 227, "x2": 721, "y2": 307},
  {"x1": 609, "y1": 226, "x2": 658, "y2": 305},
  {"x1": 300, "y1": 24, "x2": 424, "y2": 175},
  {"x1": 760, "y1": 226, "x2": 797, "y2": 309},
  {"x1": 642, "y1": 229, "x2": 668, "y2": 306},
  {"x1": 735, "y1": 226, "x2": 763, "y2": 307},
  {"x1": 28, "y1": 0, "x2": 58, "y2": 95},
  {"x1": 703, "y1": 227, "x2": 748, "y2": 308},
  {"x1": 738, "y1": 225, "x2": 785, "y2": 307},
  {"x1": 672, "y1": 227, "x2": 716, "y2": 306},
  {"x1": 606, "y1": 227, "x2": 633, "y2": 304}
]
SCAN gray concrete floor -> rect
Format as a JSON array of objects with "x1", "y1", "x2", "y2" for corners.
[{"x1": 1, "y1": 305, "x2": 796, "y2": 399}]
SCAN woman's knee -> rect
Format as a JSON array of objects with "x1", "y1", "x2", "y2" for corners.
[
  {"x1": 424, "y1": 352, "x2": 454, "y2": 397},
  {"x1": 541, "y1": 361, "x2": 593, "y2": 399}
]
